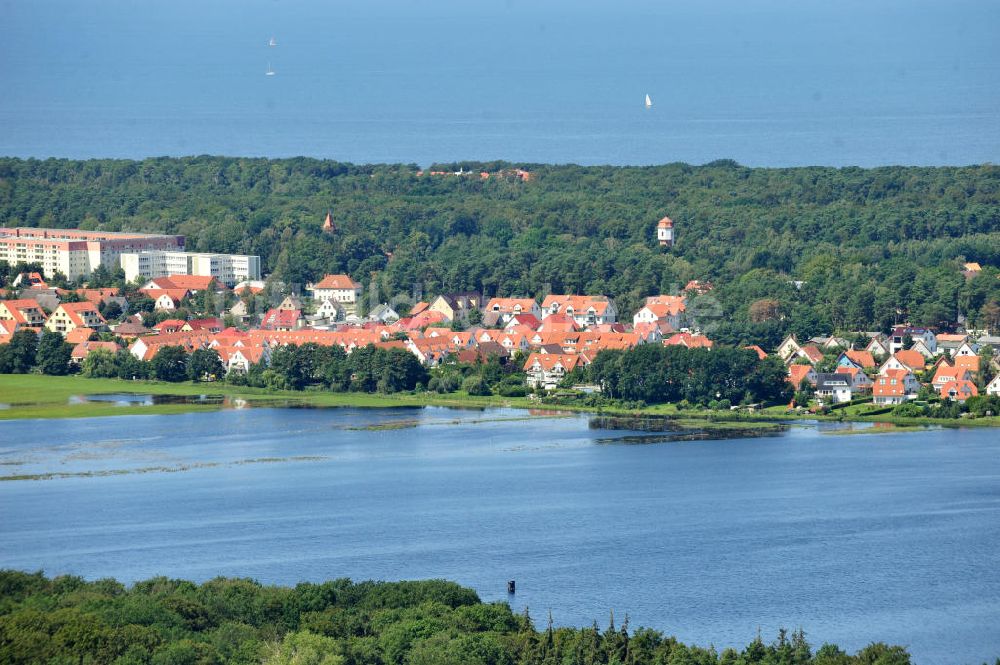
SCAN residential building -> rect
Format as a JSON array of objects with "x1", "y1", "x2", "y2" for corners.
[
  {"x1": 308, "y1": 274, "x2": 363, "y2": 306},
  {"x1": 985, "y1": 374, "x2": 1000, "y2": 397},
  {"x1": 368, "y1": 303, "x2": 400, "y2": 323},
  {"x1": 44, "y1": 302, "x2": 106, "y2": 335},
  {"x1": 633, "y1": 295, "x2": 686, "y2": 330},
  {"x1": 0, "y1": 227, "x2": 184, "y2": 280},
  {"x1": 889, "y1": 326, "x2": 937, "y2": 355},
  {"x1": 940, "y1": 380, "x2": 978, "y2": 402},
  {"x1": 879, "y1": 350, "x2": 926, "y2": 375},
  {"x1": 485, "y1": 297, "x2": 542, "y2": 323},
  {"x1": 121, "y1": 251, "x2": 261, "y2": 285},
  {"x1": 788, "y1": 364, "x2": 818, "y2": 390},
  {"x1": 540, "y1": 295, "x2": 617, "y2": 327},
  {"x1": 776, "y1": 335, "x2": 803, "y2": 362},
  {"x1": 523, "y1": 353, "x2": 581, "y2": 390},
  {"x1": 0, "y1": 299, "x2": 48, "y2": 327},
  {"x1": 815, "y1": 373, "x2": 853, "y2": 404},
  {"x1": 872, "y1": 369, "x2": 920, "y2": 405},
  {"x1": 428, "y1": 292, "x2": 482, "y2": 322}
]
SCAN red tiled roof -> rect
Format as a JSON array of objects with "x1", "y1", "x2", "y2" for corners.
[
  {"x1": 313, "y1": 274, "x2": 361, "y2": 290},
  {"x1": 845, "y1": 349, "x2": 875, "y2": 368},
  {"x1": 894, "y1": 349, "x2": 926, "y2": 371},
  {"x1": 788, "y1": 364, "x2": 815, "y2": 388}
]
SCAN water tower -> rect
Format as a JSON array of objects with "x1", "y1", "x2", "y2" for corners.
[{"x1": 657, "y1": 216, "x2": 674, "y2": 247}]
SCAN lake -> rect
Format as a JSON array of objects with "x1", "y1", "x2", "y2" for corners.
[
  {"x1": 0, "y1": 406, "x2": 997, "y2": 664},
  {"x1": 2, "y1": 0, "x2": 999, "y2": 166}
]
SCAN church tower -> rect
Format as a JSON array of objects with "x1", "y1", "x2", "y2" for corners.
[
  {"x1": 657, "y1": 216, "x2": 674, "y2": 247},
  {"x1": 322, "y1": 210, "x2": 336, "y2": 234}
]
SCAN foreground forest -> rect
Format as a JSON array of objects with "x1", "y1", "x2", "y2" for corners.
[
  {"x1": 2, "y1": 158, "x2": 999, "y2": 348},
  {"x1": 0, "y1": 570, "x2": 920, "y2": 665}
]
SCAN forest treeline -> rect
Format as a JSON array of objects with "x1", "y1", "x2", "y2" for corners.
[
  {"x1": 2, "y1": 157, "x2": 999, "y2": 349},
  {"x1": 0, "y1": 570, "x2": 921, "y2": 665}
]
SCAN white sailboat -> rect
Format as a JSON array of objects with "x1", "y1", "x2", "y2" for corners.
[
  {"x1": 266, "y1": 62, "x2": 275, "y2": 76},
  {"x1": 645, "y1": 94, "x2": 653, "y2": 108},
  {"x1": 268, "y1": 36, "x2": 277, "y2": 47}
]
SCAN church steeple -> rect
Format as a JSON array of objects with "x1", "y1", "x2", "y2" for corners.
[{"x1": 322, "y1": 210, "x2": 336, "y2": 234}]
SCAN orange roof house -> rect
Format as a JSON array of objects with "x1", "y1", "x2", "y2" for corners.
[
  {"x1": 788, "y1": 364, "x2": 817, "y2": 389},
  {"x1": 894, "y1": 349, "x2": 927, "y2": 372},
  {"x1": 953, "y1": 354, "x2": 981, "y2": 376},
  {"x1": 312, "y1": 274, "x2": 362, "y2": 291},
  {"x1": 64, "y1": 327, "x2": 97, "y2": 344},
  {"x1": 71, "y1": 341, "x2": 120, "y2": 363},
  {"x1": 523, "y1": 352, "x2": 581, "y2": 389},
  {"x1": 0, "y1": 299, "x2": 48, "y2": 326},
  {"x1": 798, "y1": 345, "x2": 824, "y2": 364},
  {"x1": 664, "y1": 332, "x2": 714, "y2": 349},
  {"x1": 537, "y1": 313, "x2": 579, "y2": 333},
  {"x1": 745, "y1": 345, "x2": 768, "y2": 360},
  {"x1": 873, "y1": 369, "x2": 920, "y2": 404},
  {"x1": 845, "y1": 349, "x2": 876, "y2": 368},
  {"x1": 940, "y1": 379, "x2": 978, "y2": 402},
  {"x1": 44, "y1": 302, "x2": 106, "y2": 336}
]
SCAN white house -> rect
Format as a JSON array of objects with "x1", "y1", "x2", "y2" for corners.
[
  {"x1": 777, "y1": 335, "x2": 803, "y2": 362},
  {"x1": 815, "y1": 373, "x2": 853, "y2": 404},
  {"x1": 986, "y1": 374, "x2": 1000, "y2": 397},
  {"x1": 313, "y1": 299, "x2": 344, "y2": 323},
  {"x1": 889, "y1": 326, "x2": 937, "y2": 355},
  {"x1": 540, "y1": 295, "x2": 617, "y2": 327},
  {"x1": 523, "y1": 353, "x2": 581, "y2": 390},
  {"x1": 309, "y1": 274, "x2": 363, "y2": 306}
]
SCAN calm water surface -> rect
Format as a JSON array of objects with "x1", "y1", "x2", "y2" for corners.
[
  {"x1": 0, "y1": 407, "x2": 997, "y2": 664},
  {"x1": 2, "y1": 0, "x2": 999, "y2": 166}
]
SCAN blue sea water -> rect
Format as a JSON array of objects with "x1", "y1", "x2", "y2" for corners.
[
  {"x1": 1, "y1": 0, "x2": 999, "y2": 166},
  {"x1": 1, "y1": 407, "x2": 998, "y2": 664}
]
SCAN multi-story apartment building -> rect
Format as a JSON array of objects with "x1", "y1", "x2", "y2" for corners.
[
  {"x1": 0, "y1": 228, "x2": 185, "y2": 281},
  {"x1": 120, "y1": 251, "x2": 261, "y2": 285}
]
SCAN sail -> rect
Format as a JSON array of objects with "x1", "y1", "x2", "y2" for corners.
[{"x1": 645, "y1": 94, "x2": 652, "y2": 107}]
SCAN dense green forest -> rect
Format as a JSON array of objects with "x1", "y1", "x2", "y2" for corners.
[
  {"x1": 2, "y1": 157, "x2": 999, "y2": 348},
  {"x1": 0, "y1": 570, "x2": 922, "y2": 665}
]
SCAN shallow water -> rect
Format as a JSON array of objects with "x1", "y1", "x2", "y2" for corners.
[{"x1": 0, "y1": 407, "x2": 997, "y2": 664}]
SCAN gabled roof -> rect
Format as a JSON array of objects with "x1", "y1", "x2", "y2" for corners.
[
  {"x1": 940, "y1": 379, "x2": 978, "y2": 400},
  {"x1": 845, "y1": 349, "x2": 876, "y2": 368},
  {"x1": 65, "y1": 327, "x2": 97, "y2": 344},
  {"x1": 537, "y1": 314, "x2": 579, "y2": 332},
  {"x1": 664, "y1": 332, "x2": 713, "y2": 349},
  {"x1": 523, "y1": 352, "x2": 581, "y2": 373},
  {"x1": 893, "y1": 349, "x2": 926, "y2": 371},
  {"x1": 541, "y1": 295, "x2": 613, "y2": 316},
  {"x1": 486, "y1": 297, "x2": 537, "y2": 313},
  {"x1": 0, "y1": 299, "x2": 47, "y2": 324},
  {"x1": 799, "y1": 345, "x2": 824, "y2": 364},
  {"x1": 744, "y1": 345, "x2": 767, "y2": 360},
  {"x1": 53, "y1": 302, "x2": 106, "y2": 327},
  {"x1": 71, "y1": 341, "x2": 119, "y2": 359},
  {"x1": 873, "y1": 369, "x2": 915, "y2": 397},
  {"x1": 787, "y1": 364, "x2": 816, "y2": 388},
  {"x1": 953, "y1": 354, "x2": 980, "y2": 374}
]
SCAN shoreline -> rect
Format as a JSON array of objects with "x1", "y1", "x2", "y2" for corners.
[{"x1": 2, "y1": 374, "x2": 998, "y2": 430}]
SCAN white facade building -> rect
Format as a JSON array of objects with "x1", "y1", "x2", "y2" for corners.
[{"x1": 121, "y1": 251, "x2": 261, "y2": 285}]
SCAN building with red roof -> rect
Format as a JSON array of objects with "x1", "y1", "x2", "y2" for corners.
[{"x1": 940, "y1": 379, "x2": 978, "y2": 402}]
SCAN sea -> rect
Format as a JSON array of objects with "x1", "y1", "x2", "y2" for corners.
[
  {"x1": 1, "y1": 0, "x2": 999, "y2": 167},
  {"x1": 1, "y1": 406, "x2": 998, "y2": 665}
]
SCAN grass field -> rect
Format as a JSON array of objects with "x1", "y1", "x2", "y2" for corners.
[{"x1": 1, "y1": 374, "x2": 998, "y2": 429}]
